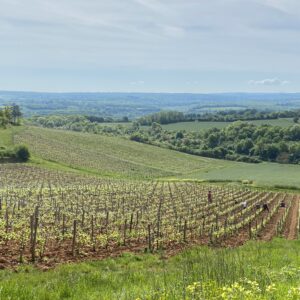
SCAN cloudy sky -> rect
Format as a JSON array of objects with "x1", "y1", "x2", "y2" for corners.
[{"x1": 0, "y1": 0, "x2": 300, "y2": 92}]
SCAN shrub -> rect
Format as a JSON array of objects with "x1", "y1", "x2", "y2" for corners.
[{"x1": 14, "y1": 145, "x2": 30, "y2": 162}]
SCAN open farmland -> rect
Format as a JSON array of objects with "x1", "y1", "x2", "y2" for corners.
[
  {"x1": 180, "y1": 162, "x2": 300, "y2": 189},
  {"x1": 0, "y1": 164, "x2": 299, "y2": 269},
  {"x1": 158, "y1": 118, "x2": 295, "y2": 132}
]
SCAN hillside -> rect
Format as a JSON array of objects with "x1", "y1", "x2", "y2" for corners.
[
  {"x1": 13, "y1": 126, "x2": 300, "y2": 188},
  {"x1": 15, "y1": 126, "x2": 228, "y2": 179}
]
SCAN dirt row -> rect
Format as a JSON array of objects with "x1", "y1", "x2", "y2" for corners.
[
  {"x1": 284, "y1": 197, "x2": 300, "y2": 240},
  {"x1": 218, "y1": 196, "x2": 300, "y2": 247}
]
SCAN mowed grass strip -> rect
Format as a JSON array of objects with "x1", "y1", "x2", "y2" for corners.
[
  {"x1": 157, "y1": 118, "x2": 295, "y2": 132},
  {"x1": 179, "y1": 161, "x2": 300, "y2": 189}
]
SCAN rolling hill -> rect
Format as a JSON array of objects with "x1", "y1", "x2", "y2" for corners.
[{"x1": 13, "y1": 126, "x2": 300, "y2": 188}]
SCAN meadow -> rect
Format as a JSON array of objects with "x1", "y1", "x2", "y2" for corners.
[{"x1": 158, "y1": 118, "x2": 295, "y2": 132}]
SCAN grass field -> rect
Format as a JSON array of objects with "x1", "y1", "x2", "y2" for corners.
[
  {"x1": 158, "y1": 118, "x2": 295, "y2": 132},
  {"x1": 0, "y1": 126, "x2": 24, "y2": 147},
  {"x1": 180, "y1": 161, "x2": 300, "y2": 189},
  {"x1": 0, "y1": 239, "x2": 299, "y2": 299}
]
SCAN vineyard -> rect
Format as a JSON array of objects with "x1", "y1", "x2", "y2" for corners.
[
  {"x1": 15, "y1": 126, "x2": 221, "y2": 179},
  {"x1": 0, "y1": 164, "x2": 299, "y2": 269}
]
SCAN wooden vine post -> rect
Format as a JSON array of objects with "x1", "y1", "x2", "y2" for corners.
[
  {"x1": 31, "y1": 217, "x2": 39, "y2": 262},
  {"x1": 147, "y1": 224, "x2": 152, "y2": 252},
  {"x1": 72, "y1": 220, "x2": 77, "y2": 257}
]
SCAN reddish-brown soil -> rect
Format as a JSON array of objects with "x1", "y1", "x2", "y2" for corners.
[
  {"x1": 284, "y1": 197, "x2": 299, "y2": 240},
  {"x1": 0, "y1": 197, "x2": 299, "y2": 271},
  {"x1": 258, "y1": 207, "x2": 286, "y2": 241},
  {"x1": 0, "y1": 237, "x2": 211, "y2": 271}
]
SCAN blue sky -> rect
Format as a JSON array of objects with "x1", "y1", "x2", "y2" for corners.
[{"x1": 0, "y1": 0, "x2": 300, "y2": 92}]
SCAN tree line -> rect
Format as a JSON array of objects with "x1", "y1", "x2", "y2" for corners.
[
  {"x1": 137, "y1": 109, "x2": 300, "y2": 125},
  {"x1": 130, "y1": 122, "x2": 300, "y2": 164},
  {"x1": 29, "y1": 109, "x2": 300, "y2": 165},
  {"x1": 30, "y1": 114, "x2": 129, "y2": 130}
]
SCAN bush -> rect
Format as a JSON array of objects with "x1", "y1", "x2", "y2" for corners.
[{"x1": 14, "y1": 145, "x2": 30, "y2": 162}]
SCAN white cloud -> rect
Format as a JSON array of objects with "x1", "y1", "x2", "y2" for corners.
[
  {"x1": 248, "y1": 78, "x2": 289, "y2": 86},
  {"x1": 0, "y1": 0, "x2": 300, "y2": 91},
  {"x1": 130, "y1": 80, "x2": 145, "y2": 86}
]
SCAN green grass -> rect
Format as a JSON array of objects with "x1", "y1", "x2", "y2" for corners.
[
  {"x1": 157, "y1": 118, "x2": 296, "y2": 132},
  {"x1": 0, "y1": 239, "x2": 299, "y2": 299},
  {"x1": 0, "y1": 126, "x2": 24, "y2": 147},
  {"x1": 179, "y1": 161, "x2": 300, "y2": 189},
  {"x1": 249, "y1": 118, "x2": 295, "y2": 127},
  {"x1": 159, "y1": 121, "x2": 230, "y2": 132}
]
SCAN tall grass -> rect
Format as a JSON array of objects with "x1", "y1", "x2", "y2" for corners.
[{"x1": 0, "y1": 239, "x2": 299, "y2": 299}]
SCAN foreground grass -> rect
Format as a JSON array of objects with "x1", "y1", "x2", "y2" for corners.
[{"x1": 0, "y1": 239, "x2": 299, "y2": 299}]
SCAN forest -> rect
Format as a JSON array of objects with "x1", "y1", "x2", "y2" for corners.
[
  {"x1": 130, "y1": 122, "x2": 300, "y2": 163},
  {"x1": 137, "y1": 109, "x2": 300, "y2": 125}
]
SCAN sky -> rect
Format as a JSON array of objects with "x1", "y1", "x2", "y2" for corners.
[{"x1": 0, "y1": 0, "x2": 300, "y2": 93}]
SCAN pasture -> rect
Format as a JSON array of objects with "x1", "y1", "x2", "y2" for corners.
[{"x1": 158, "y1": 118, "x2": 295, "y2": 132}]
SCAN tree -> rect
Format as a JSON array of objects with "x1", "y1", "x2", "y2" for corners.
[
  {"x1": 175, "y1": 131, "x2": 184, "y2": 139},
  {"x1": 293, "y1": 117, "x2": 299, "y2": 124},
  {"x1": 207, "y1": 133, "x2": 220, "y2": 148},
  {"x1": 0, "y1": 110, "x2": 9, "y2": 128},
  {"x1": 11, "y1": 104, "x2": 22, "y2": 125}
]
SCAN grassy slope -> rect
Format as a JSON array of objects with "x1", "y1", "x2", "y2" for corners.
[
  {"x1": 180, "y1": 161, "x2": 300, "y2": 188},
  {"x1": 0, "y1": 126, "x2": 24, "y2": 147},
  {"x1": 13, "y1": 126, "x2": 300, "y2": 187},
  {"x1": 0, "y1": 239, "x2": 299, "y2": 299},
  {"x1": 159, "y1": 118, "x2": 295, "y2": 132},
  {"x1": 15, "y1": 126, "x2": 227, "y2": 179}
]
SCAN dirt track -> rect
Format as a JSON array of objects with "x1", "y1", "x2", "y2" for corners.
[
  {"x1": 259, "y1": 207, "x2": 286, "y2": 241},
  {"x1": 284, "y1": 197, "x2": 299, "y2": 240}
]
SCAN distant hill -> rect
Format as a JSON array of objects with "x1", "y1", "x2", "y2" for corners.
[{"x1": 1, "y1": 91, "x2": 300, "y2": 118}]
